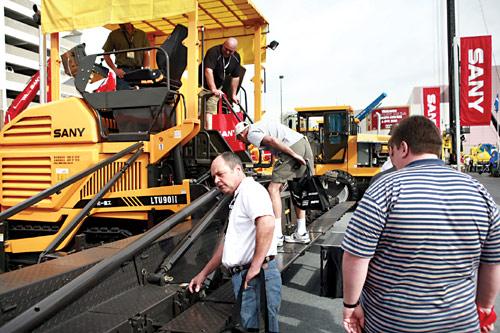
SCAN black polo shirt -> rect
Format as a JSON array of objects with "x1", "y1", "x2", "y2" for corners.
[{"x1": 202, "y1": 44, "x2": 241, "y2": 88}]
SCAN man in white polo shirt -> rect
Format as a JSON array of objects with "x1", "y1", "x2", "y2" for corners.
[
  {"x1": 189, "y1": 152, "x2": 281, "y2": 332},
  {"x1": 235, "y1": 120, "x2": 314, "y2": 246}
]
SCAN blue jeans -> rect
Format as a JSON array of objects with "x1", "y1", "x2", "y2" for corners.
[
  {"x1": 231, "y1": 259, "x2": 282, "y2": 332},
  {"x1": 116, "y1": 67, "x2": 135, "y2": 90}
]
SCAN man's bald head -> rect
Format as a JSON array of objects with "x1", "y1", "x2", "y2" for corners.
[
  {"x1": 225, "y1": 37, "x2": 238, "y2": 48},
  {"x1": 222, "y1": 38, "x2": 238, "y2": 57}
]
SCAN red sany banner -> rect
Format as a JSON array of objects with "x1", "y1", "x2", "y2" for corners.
[
  {"x1": 422, "y1": 87, "x2": 441, "y2": 131},
  {"x1": 460, "y1": 35, "x2": 492, "y2": 126}
]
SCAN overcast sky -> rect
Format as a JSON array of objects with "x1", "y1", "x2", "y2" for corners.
[
  {"x1": 81, "y1": 0, "x2": 500, "y2": 121},
  {"x1": 250, "y1": 0, "x2": 500, "y2": 120}
]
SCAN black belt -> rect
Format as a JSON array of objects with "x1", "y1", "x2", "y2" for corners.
[{"x1": 228, "y1": 255, "x2": 275, "y2": 276}]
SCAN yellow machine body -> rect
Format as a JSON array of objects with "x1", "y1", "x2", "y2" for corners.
[
  {"x1": 294, "y1": 105, "x2": 390, "y2": 200},
  {"x1": 0, "y1": 98, "x2": 192, "y2": 254},
  {"x1": 0, "y1": 1, "x2": 271, "y2": 269}
]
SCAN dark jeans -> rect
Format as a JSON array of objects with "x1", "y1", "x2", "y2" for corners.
[
  {"x1": 116, "y1": 67, "x2": 137, "y2": 90},
  {"x1": 230, "y1": 259, "x2": 282, "y2": 332}
]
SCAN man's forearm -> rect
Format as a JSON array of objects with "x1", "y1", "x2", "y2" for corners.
[
  {"x1": 262, "y1": 136, "x2": 299, "y2": 158},
  {"x1": 230, "y1": 77, "x2": 239, "y2": 97},
  {"x1": 250, "y1": 216, "x2": 274, "y2": 271},
  {"x1": 204, "y1": 68, "x2": 218, "y2": 92},
  {"x1": 342, "y1": 252, "x2": 370, "y2": 305},
  {"x1": 476, "y1": 263, "x2": 500, "y2": 308},
  {"x1": 103, "y1": 55, "x2": 116, "y2": 71}
]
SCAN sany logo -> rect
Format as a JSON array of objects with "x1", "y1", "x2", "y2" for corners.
[
  {"x1": 468, "y1": 48, "x2": 485, "y2": 113},
  {"x1": 426, "y1": 94, "x2": 438, "y2": 125},
  {"x1": 220, "y1": 129, "x2": 235, "y2": 137}
]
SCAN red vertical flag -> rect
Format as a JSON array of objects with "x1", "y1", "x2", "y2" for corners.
[
  {"x1": 422, "y1": 87, "x2": 441, "y2": 131},
  {"x1": 460, "y1": 35, "x2": 492, "y2": 126}
]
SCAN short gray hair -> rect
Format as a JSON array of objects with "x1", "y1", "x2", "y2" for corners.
[{"x1": 219, "y1": 152, "x2": 243, "y2": 170}]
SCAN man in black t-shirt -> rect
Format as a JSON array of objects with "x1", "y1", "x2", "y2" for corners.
[{"x1": 202, "y1": 38, "x2": 241, "y2": 128}]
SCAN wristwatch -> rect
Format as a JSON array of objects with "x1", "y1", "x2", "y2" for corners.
[{"x1": 343, "y1": 300, "x2": 360, "y2": 308}]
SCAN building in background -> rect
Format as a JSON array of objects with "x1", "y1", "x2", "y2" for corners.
[{"x1": 0, "y1": 0, "x2": 80, "y2": 128}]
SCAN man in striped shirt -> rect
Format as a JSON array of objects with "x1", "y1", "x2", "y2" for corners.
[{"x1": 341, "y1": 116, "x2": 500, "y2": 333}]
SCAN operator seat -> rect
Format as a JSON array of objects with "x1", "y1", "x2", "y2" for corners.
[
  {"x1": 76, "y1": 25, "x2": 188, "y2": 141},
  {"x1": 123, "y1": 24, "x2": 188, "y2": 90}
]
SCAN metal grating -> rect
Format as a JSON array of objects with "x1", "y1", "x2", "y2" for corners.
[
  {"x1": 160, "y1": 302, "x2": 233, "y2": 333},
  {"x1": 3, "y1": 116, "x2": 52, "y2": 139},
  {"x1": 204, "y1": 281, "x2": 235, "y2": 303},
  {"x1": 1, "y1": 156, "x2": 52, "y2": 203},
  {"x1": 80, "y1": 161, "x2": 142, "y2": 199}
]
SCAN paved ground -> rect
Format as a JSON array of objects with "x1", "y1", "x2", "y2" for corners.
[
  {"x1": 469, "y1": 172, "x2": 500, "y2": 204},
  {"x1": 279, "y1": 172, "x2": 500, "y2": 333}
]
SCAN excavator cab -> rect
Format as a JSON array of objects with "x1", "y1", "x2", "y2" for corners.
[
  {"x1": 296, "y1": 106, "x2": 352, "y2": 165},
  {"x1": 322, "y1": 110, "x2": 350, "y2": 163}
]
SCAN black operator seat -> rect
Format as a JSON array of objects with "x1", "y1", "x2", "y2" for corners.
[
  {"x1": 123, "y1": 24, "x2": 188, "y2": 90},
  {"x1": 77, "y1": 25, "x2": 189, "y2": 140},
  {"x1": 155, "y1": 24, "x2": 188, "y2": 89}
]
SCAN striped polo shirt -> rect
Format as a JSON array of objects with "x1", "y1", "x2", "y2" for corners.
[{"x1": 342, "y1": 158, "x2": 500, "y2": 333}]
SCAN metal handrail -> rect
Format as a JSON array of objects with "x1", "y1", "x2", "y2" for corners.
[
  {"x1": 38, "y1": 148, "x2": 144, "y2": 262},
  {"x1": 0, "y1": 142, "x2": 144, "y2": 222},
  {"x1": 220, "y1": 93, "x2": 253, "y2": 124},
  {"x1": 75, "y1": 46, "x2": 171, "y2": 95},
  {"x1": 0, "y1": 187, "x2": 221, "y2": 333},
  {"x1": 148, "y1": 194, "x2": 231, "y2": 284}
]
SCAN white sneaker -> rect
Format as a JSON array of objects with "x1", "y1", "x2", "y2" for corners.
[
  {"x1": 284, "y1": 232, "x2": 311, "y2": 244},
  {"x1": 277, "y1": 236, "x2": 284, "y2": 247}
]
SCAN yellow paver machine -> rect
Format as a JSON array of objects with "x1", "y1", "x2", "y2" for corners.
[
  {"x1": 0, "y1": 3, "x2": 358, "y2": 332},
  {"x1": 0, "y1": 0, "x2": 271, "y2": 270}
]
